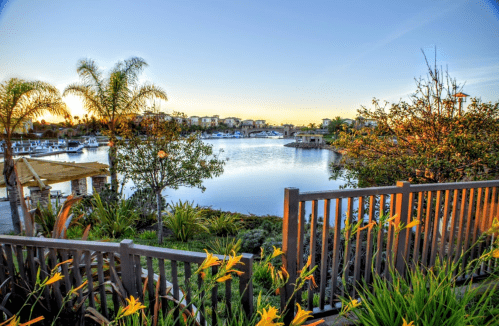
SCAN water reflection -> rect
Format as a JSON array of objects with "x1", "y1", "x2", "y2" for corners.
[{"x1": 1, "y1": 138, "x2": 344, "y2": 216}]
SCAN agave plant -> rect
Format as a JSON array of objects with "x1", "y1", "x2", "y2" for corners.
[{"x1": 164, "y1": 200, "x2": 208, "y2": 242}]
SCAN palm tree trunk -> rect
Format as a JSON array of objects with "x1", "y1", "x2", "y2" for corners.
[
  {"x1": 2, "y1": 146, "x2": 21, "y2": 234},
  {"x1": 108, "y1": 145, "x2": 118, "y2": 191},
  {"x1": 156, "y1": 190, "x2": 163, "y2": 244}
]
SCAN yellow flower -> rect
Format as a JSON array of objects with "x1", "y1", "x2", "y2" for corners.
[
  {"x1": 405, "y1": 219, "x2": 420, "y2": 229},
  {"x1": 402, "y1": 318, "x2": 414, "y2": 326},
  {"x1": 69, "y1": 280, "x2": 88, "y2": 295},
  {"x1": 305, "y1": 320, "x2": 325, "y2": 326},
  {"x1": 256, "y1": 306, "x2": 283, "y2": 326},
  {"x1": 108, "y1": 141, "x2": 114, "y2": 147},
  {"x1": 271, "y1": 246, "x2": 284, "y2": 259},
  {"x1": 290, "y1": 303, "x2": 313, "y2": 326},
  {"x1": 225, "y1": 251, "x2": 244, "y2": 270},
  {"x1": 43, "y1": 272, "x2": 63, "y2": 285},
  {"x1": 492, "y1": 249, "x2": 499, "y2": 258},
  {"x1": 197, "y1": 250, "x2": 221, "y2": 272},
  {"x1": 200, "y1": 271, "x2": 206, "y2": 280},
  {"x1": 122, "y1": 296, "x2": 146, "y2": 317},
  {"x1": 54, "y1": 259, "x2": 73, "y2": 269},
  {"x1": 157, "y1": 150, "x2": 167, "y2": 158},
  {"x1": 20, "y1": 316, "x2": 45, "y2": 326},
  {"x1": 342, "y1": 299, "x2": 361, "y2": 314},
  {"x1": 305, "y1": 274, "x2": 318, "y2": 288},
  {"x1": 216, "y1": 274, "x2": 232, "y2": 283}
]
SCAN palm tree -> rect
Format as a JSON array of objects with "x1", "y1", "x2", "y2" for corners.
[
  {"x1": 328, "y1": 116, "x2": 346, "y2": 137},
  {"x1": 64, "y1": 57, "x2": 168, "y2": 189},
  {"x1": 0, "y1": 78, "x2": 69, "y2": 233}
]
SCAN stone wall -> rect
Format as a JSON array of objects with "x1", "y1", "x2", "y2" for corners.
[
  {"x1": 29, "y1": 186, "x2": 51, "y2": 209},
  {"x1": 91, "y1": 175, "x2": 108, "y2": 193},
  {"x1": 71, "y1": 178, "x2": 88, "y2": 196}
]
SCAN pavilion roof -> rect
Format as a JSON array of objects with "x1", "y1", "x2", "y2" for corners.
[{"x1": 0, "y1": 157, "x2": 109, "y2": 189}]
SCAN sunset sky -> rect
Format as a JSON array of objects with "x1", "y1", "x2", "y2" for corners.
[{"x1": 1, "y1": 0, "x2": 498, "y2": 125}]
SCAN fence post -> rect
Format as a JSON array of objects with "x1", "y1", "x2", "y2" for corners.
[
  {"x1": 395, "y1": 181, "x2": 411, "y2": 276},
  {"x1": 239, "y1": 253, "x2": 254, "y2": 318},
  {"x1": 120, "y1": 239, "x2": 135, "y2": 297},
  {"x1": 281, "y1": 188, "x2": 300, "y2": 326}
]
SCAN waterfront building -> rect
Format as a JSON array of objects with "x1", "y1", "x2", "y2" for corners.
[
  {"x1": 255, "y1": 120, "x2": 266, "y2": 128},
  {"x1": 223, "y1": 117, "x2": 241, "y2": 128},
  {"x1": 189, "y1": 116, "x2": 200, "y2": 126},
  {"x1": 242, "y1": 119, "x2": 255, "y2": 128},
  {"x1": 322, "y1": 118, "x2": 331, "y2": 128},
  {"x1": 295, "y1": 133, "x2": 325, "y2": 145}
]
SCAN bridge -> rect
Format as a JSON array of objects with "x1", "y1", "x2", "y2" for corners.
[{"x1": 241, "y1": 126, "x2": 302, "y2": 137}]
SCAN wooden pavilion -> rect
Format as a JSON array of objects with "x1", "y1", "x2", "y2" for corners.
[{"x1": 0, "y1": 157, "x2": 109, "y2": 207}]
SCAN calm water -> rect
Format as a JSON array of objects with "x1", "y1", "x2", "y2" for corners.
[{"x1": 2, "y1": 139, "x2": 344, "y2": 216}]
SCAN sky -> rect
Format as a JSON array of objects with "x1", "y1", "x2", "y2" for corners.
[{"x1": 0, "y1": 0, "x2": 498, "y2": 125}]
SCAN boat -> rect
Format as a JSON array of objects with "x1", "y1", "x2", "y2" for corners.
[
  {"x1": 267, "y1": 130, "x2": 283, "y2": 139},
  {"x1": 233, "y1": 131, "x2": 243, "y2": 138},
  {"x1": 222, "y1": 133, "x2": 232, "y2": 138},
  {"x1": 83, "y1": 137, "x2": 99, "y2": 148},
  {"x1": 211, "y1": 132, "x2": 223, "y2": 139},
  {"x1": 67, "y1": 141, "x2": 84, "y2": 153},
  {"x1": 253, "y1": 131, "x2": 268, "y2": 138}
]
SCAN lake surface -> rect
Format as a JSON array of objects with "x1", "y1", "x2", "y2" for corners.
[{"x1": 1, "y1": 139, "x2": 344, "y2": 216}]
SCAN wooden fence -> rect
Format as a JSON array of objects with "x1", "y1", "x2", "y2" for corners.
[
  {"x1": 0, "y1": 236, "x2": 254, "y2": 325},
  {"x1": 281, "y1": 180, "x2": 499, "y2": 324}
]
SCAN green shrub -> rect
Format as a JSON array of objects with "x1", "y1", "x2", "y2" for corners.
[
  {"x1": 207, "y1": 213, "x2": 242, "y2": 236},
  {"x1": 207, "y1": 237, "x2": 242, "y2": 256},
  {"x1": 91, "y1": 192, "x2": 138, "y2": 238},
  {"x1": 262, "y1": 235, "x2": 282, "y2": 260},
  {"x1": 164, "y1": 200, "x2": 208, "y2": 242},
  {"x1": 238, "y1": 229, "x2": 266, "y2": 254},
  {"x1": 138, "y1": 230, "x2": 157, "y2": 240}
]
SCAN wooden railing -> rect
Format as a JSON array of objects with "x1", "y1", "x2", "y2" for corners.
[
  {"x1": 0, "y1": 237, "x2": 254, "y2": 325},
  {"x1": 281, "y1": 180, "x2": 499, "y2": 323}
]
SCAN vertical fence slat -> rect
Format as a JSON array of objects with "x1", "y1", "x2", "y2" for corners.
[
  {"x1": 296, "y1": 201, "x2": 306, "y2": 305},
  {"x1": 27, "y1": 246, "x2": 36, "y2": 286},
  {"x1": 85, "y1": 250, "x2": 95, "y2": 309},
  {"x1": 146, "y1": 257, "x2": 155, "y2": 316},
  {"x1": 470, "y1": 188, "x2": 483, "y2": 264},
  {"x1": 198, "y1": 272, "x2": 206, "y2": 326},
  {"x1": 375, "y1": 195, "x2": 386, "y2": 275},
  {"x1": 49, "y1": 248, "x2": 63, "y2": 309},
  {"x1": 385, "y1": 195, "x2": 395, "y2": 278},
  {"x1": 37, "y1": 246, "x2": 52, "y2": 312},
  {"x1": 184, "y1": 262, "x2": 192, "y2": 313},
  {"x1": 0, "y1": 246, "x2": 5, "y2": 286},
  {"x1": 15, "y1": 246, "x2": 27, "y2": 284},
  {"x1": 307, "y1": 200, "x2": 318, "y2": 310},
  {"x1": 341, "y1": 197, "x2": 353, "y2": 297},
  {"x1": 281, "y1": 188, "x2": 299, "y2": 325},
  {"x1": 109, "y1": 253, "x2": 120, "y2": 313},
  {"x1": 412, "y1": 192, "x2": 424, "y2": 269},
  {"x1": 172, "y1": 260, "x2": 180, "y2": 326},
  {"x1": 158, "y1": 259, "x2": 168, "y2": 316},
  {"x1": 353, "y1": 196, "x2": 364, "y2": 297},
  {"x1": 488, "y1": 187, "x2": 497, "y2": 272},
  {"x1": 480, "y1": 187, "x2": 491, "y2": 274},
  {"x1": 4, "y1": 245, "x2": 15, "y2": 289},
  {"x1": 453, "y1": 188, "x2": 467, "y2": 276},
  {"x1": 462, "y1": 188, "x2": 476, "y2": 276},
  {"x1": 394, "y1": 181, "x2": 410, "y2": 276},
  {"x1": 329, "y1": 198, "x2": 342, "y2": 308},
  {"x1": 319, "y1": 199, "x2": 330, "y2": 310},
  {"x1": 239, "y1": 254, "x2": 254, "y2": 318},
  {"x1": 438, "y1": 190, "x2": 451, "y2": 261},
  {"x1": 211, "y1": 265, "x2": 218, "y2": 326},
  {"x1": 134, "y1": 255, "x2": 143, "y2": 302},
  {"x1": 421, "y1": 191, "x2": 433, "y2": 267},
  {"x1": 120, "y1": 239, "x2": 134, "y2": 297},
  {"x1": 447, "y1": 189, "x2": 460, "y2": 266},
  {"x1": 403, "y1": 192, "x2": 414, "y2": 265},
  {"x1": 429, "y1": 190, "x2": 443, "y2": 267},
  {"x1": 96, "y1": 252, "x2": 108, "y2": 319},
  {"x1": 364, "y1": 195, "x2": 375, "y2": 283},
  {"x1": 225, "y1": 277, "x2": 232, "y2": 319}
]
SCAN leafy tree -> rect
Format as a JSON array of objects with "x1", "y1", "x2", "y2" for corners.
[
  {"x1": 64, "y1": 57, "x2": 167, "y2": 190},
  {"x1": 331, "y1": 53, "x2": 499, "y2": 188},
  {"x1": 308, "y1": 122, "x2": 317, "y2": 130},
  {"x1": 0, "y1": 78, "x2": 69, "y2": 233},
  {"x1": 115, "y1": 114, "x2": 225, "y2": 244}
]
